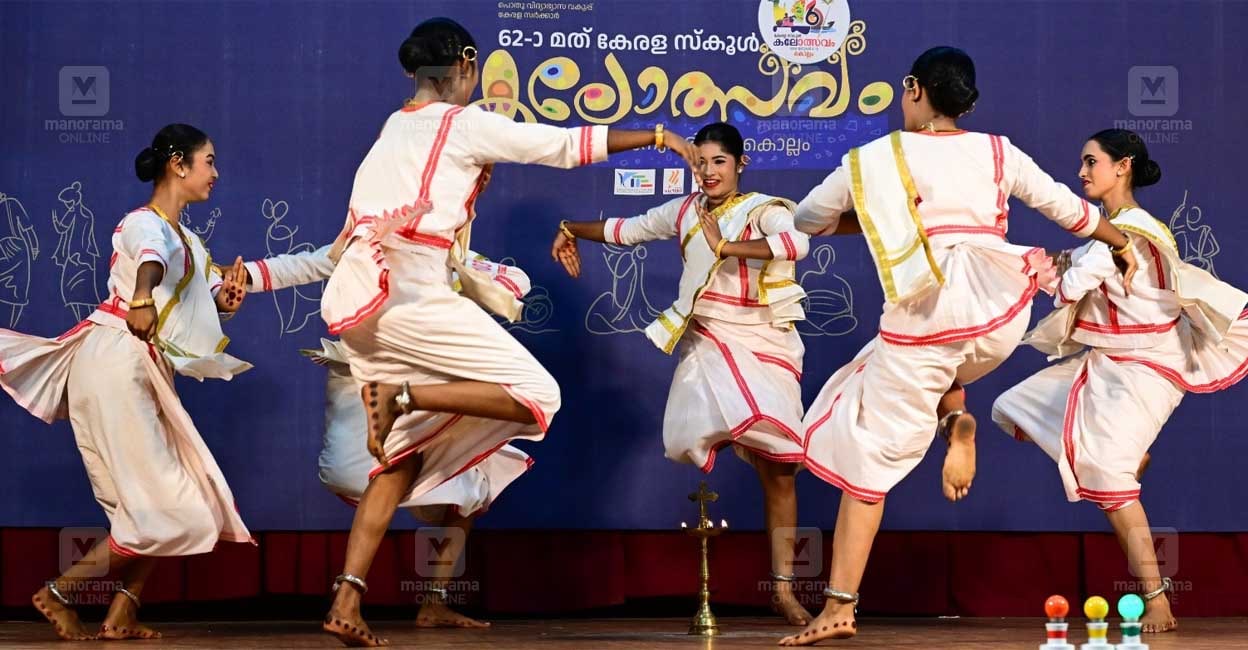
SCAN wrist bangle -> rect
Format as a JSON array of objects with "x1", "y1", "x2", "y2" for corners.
[
  {"x1": 1111, "y1": 236, "x2": 1131, "y2": 256},
  {"x1": 654, "y1": 124, "x2": 666, "y2": 152},
  {"x1": 129, "y1": 298, "x2": 155, "y2": 309},
  {"x1": 559, "y1": 220, "x2": 576, "y2": 240},
  {"x1": 714, "y1": 239, "x2": 728, "y2": 258}
]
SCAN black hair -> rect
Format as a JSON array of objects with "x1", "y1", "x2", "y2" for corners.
[
  {"x1": 399, "y1": 17, "x2": 477, "y2": 75},
  {"x1": 1088, "y1": 128, "x2": 1162, "y2": 188},
  {"x1": 909, "y1": 46, "x2": 979, "y2": 118},
  {"x1": 134, "y1": 123, "x2": 209, "y2": 183},
  {"x1": 693, "y1": 122, "x2": 745, "y2": 161}
]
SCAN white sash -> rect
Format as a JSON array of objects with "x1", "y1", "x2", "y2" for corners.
[{"x1": 846, "y1": 131, "x2": 943, "y2": 304}]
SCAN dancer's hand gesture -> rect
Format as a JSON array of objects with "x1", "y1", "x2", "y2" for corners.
[
  {"x1": 552, "y1": 228, "x2": 581, "y2": 278},
  {"x1": 215, "y1": 257, "x2": 248, "y2": 312},
  {"x1": 126, "y1": 300, "x2": 158, "y2": 341},
  {"x1": 1113, "y1": 245, "x2": 1139, "y2": 296},
  {"x1": 696, "y1": 201, "x2": 724, "y2": 255},
  {"x1": 664, "y1": 131, "x2": 700, "y2": 181}
]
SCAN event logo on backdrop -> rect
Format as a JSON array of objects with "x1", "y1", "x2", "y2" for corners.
[
  {"x1": 756, "y1": 0, "x2": 851, "y2": 65},
  {"x1": 477, "y1": 1, "x2": 892, "y2": 175}
]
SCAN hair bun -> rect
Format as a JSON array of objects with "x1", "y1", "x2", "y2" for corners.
[
  {"x1": 134, "y1": 147, "x2": 159, "y2": 182},
  {"x1": 1134, "y1": 158, "x2": 1162, "y2": 188},
  {"x1": 398, "y1": 34, "x2": 433, "y2": 74}
]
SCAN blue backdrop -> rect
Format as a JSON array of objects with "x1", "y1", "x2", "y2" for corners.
[{"x1": 2, "y1": 0, "x2": 1244, "y2": 533}]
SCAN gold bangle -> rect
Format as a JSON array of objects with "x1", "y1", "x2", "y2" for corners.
[
  {"x1": 714, "y1": 239, "x2": 729, "y2": 258},
  {"x1": 129, "y1": 298, "x2": 155, "y2": 309},
  {"x1": 654, "y1": 124, "x2": 666, "y2": 152},
  {"x1": 1110, "y1": 236, "x2": 1131, "y2": 256},
  {"x1": 559, "y1": 219, "x2": 576, "y2": 240}
]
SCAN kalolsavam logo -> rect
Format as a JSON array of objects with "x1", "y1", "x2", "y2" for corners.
[
  {"x1": 614, "y1": 169, "x2": 656, "y2": 196},
  {"x1": 757, "y1": 0, "x2": 851, "y2": 65}
]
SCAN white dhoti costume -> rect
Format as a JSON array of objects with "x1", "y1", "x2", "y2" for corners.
[
  {"x1": 602, "y1": 191, "x2": 810, "y2": 471},
  {"x1": 796, "y1": 130, "x2": 1101, "y2": 501},
  {"x1": 321, "y1": 102, "x2": 607, "y2": 500},
  {"x1": 241, "y1": 236, "x2": 538, "y2": 520},
  {"x1": 0, "y1": 207, "x2": 252, "y2": 555},
  {"x1": 993, "y1": 209, "x2": 1248, "y2": 510}
]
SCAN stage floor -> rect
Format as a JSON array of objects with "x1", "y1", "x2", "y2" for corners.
[{"x1": 1, "y1": 616, "x2": 1245, "y2": 648}]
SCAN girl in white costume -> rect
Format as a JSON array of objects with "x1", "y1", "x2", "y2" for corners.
[
  {"x1": 780, "y1": 48, "x2": 1139, "y2": 645},
  {"x1": 257, "y1": 247, "x2": 530, "y2": 629},
  {"x1": 0, "y1": 124, "x2": 254, "y2": 641},
  {"x1": 554, "y1": 123, "x2": 814, "y2": 625},
  {"x1": 992, "y1": 129, "x2": 1248, "y2": 634},
  {"x1": 318, "y1": 18, "x2": 697, "y2": 647}
]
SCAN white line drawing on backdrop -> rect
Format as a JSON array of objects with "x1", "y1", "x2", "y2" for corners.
[
  {"x1": 51, "y1": 181, "x2": 102, "y2": 320},
  {"x1": 0, "y1": 192, "x2": 40, "y2": 327},
  {"x1": 489, "y1": 255, "x2": 558, "y2": 335},
  {"x1": 179, "y1": 205, "x2": 220, "y2": 242},
  {"x1": 1168, "y1": 190, "x2": 1219, "y2": 278},
  {"x1": 262, "y1": 198, "x2": 323, "y2": 336},
  {"x1": 584, "y1": 240, "x2": 664, "y2": 336},
  {"x1": 795, "y1": 243, "x2": 857, "y2": 337}
]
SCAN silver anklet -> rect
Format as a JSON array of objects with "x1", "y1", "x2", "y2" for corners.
[
  {"x1": 823, "y1": 588, "x2": 860, "y2": 604},
  {"x1": 770, "y1": 572, "x2": 796, "y2": 582},
  {"x1": 1142, "y1": 577, "x2": 1172, "y2": 601},
  {"x1": 937, "y1": 410, "x2": 965, "y2": 441},
  {"x1": 394, "y1": 381, "x2": 413, "y2": 414},
  {"x1": 428, "y1": 586, "x2": 449, "y2": 600},
  {"x1": 333, "y1": 573, "x2": 369, "y2": 594},
  {"x1": 117, "y1": 587, "x2": 141, "y2": 609},
  {"x1": 45, "y1": 581, "x2": 72, "y2": 606}
]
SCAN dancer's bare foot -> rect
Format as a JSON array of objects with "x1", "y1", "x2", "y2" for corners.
[
  {"x1": 1136, "y1": 452, "x2": 1152, "y2": 482},
  {"x1": 770, "y1": 581, "x2": 812, "y2": 626},
  {"x1": 31, "y1": 586, "x2": 95, "y2": 641},
  {"x1": 324, "y1": 612, "x2": 388, "y2": 647},
  {"x1": 778, "y1": 600, "x2": 856, "y2": 645},
  {"x1": 1141, "y1": 594, "x2": 1178, "y2": 633},
  {"x1": 361, "y1": 382, "x2": 405, "y2": 467},
  {"x1": 940, "y1": 412, "x2": 977, "y2": 502},
  {"x1": 416, "y1": 601, "x2": 490, "y2": 628},
  {"x1": 99, "y1": 591, "x2": 161, "y2": 640}
]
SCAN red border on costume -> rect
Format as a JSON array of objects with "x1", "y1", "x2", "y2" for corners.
[
  {"x1": 1076, "y1": 318, "x2": 1178, "y2": 335},
  {"x1": 1146, "y1": 243, "x2": 1167, "y2": 289},
  {"x1": 256, "y1": 259, "x2": 273, "y2": 292},
  {"x1": 800, "y1": 363, "x2": 889, "y2": 502},
  {"x1": 494, "y1": 275, "x2": 523, "y2": 299},
  {"x1": 698, "y1": 437, "x2": 803, "y2": 473},
  {"x1": 674, "y1": 193, "x2": 701, "y2": 238},
  {"x1": 779, "y1": 232, "x2": 797, "y2": 260},
  {"x1": 1057, "y1": 365, "x2": 1142, "y2": 506},
  {"x1": 698, "y1": 292, "x2": 764, "y2": 307},
  {"x1": 925, "y1": 225, "x2": 1006, "y2": 239},
  {"x1": 1066, "y1": 200, "x2": 1093, "y2": 234},
  {"x1": 369, "y1": 414, "x2": 466, "y2": 480},
  {"x1": 108, "y1": 536, "x2": 143, "y2": 558},
  {"x1": 753, "y1": 352, "x2": 801, "y2": 381},
  {"x1": 880, "y1": 276, "x2": 1038, "y2": 346},
  {"x1": 612, "y1": 218, "x2": 625, "y2": 245},
  {"x1": 693, "y1": 322, "x2": 801, "y2": 444},
  {"x1": 55, "y1": 320, "x2": 93, "y2": 342},
  {"x1": 503, "y1": 385, "x2": 550, "y2": 432}
]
